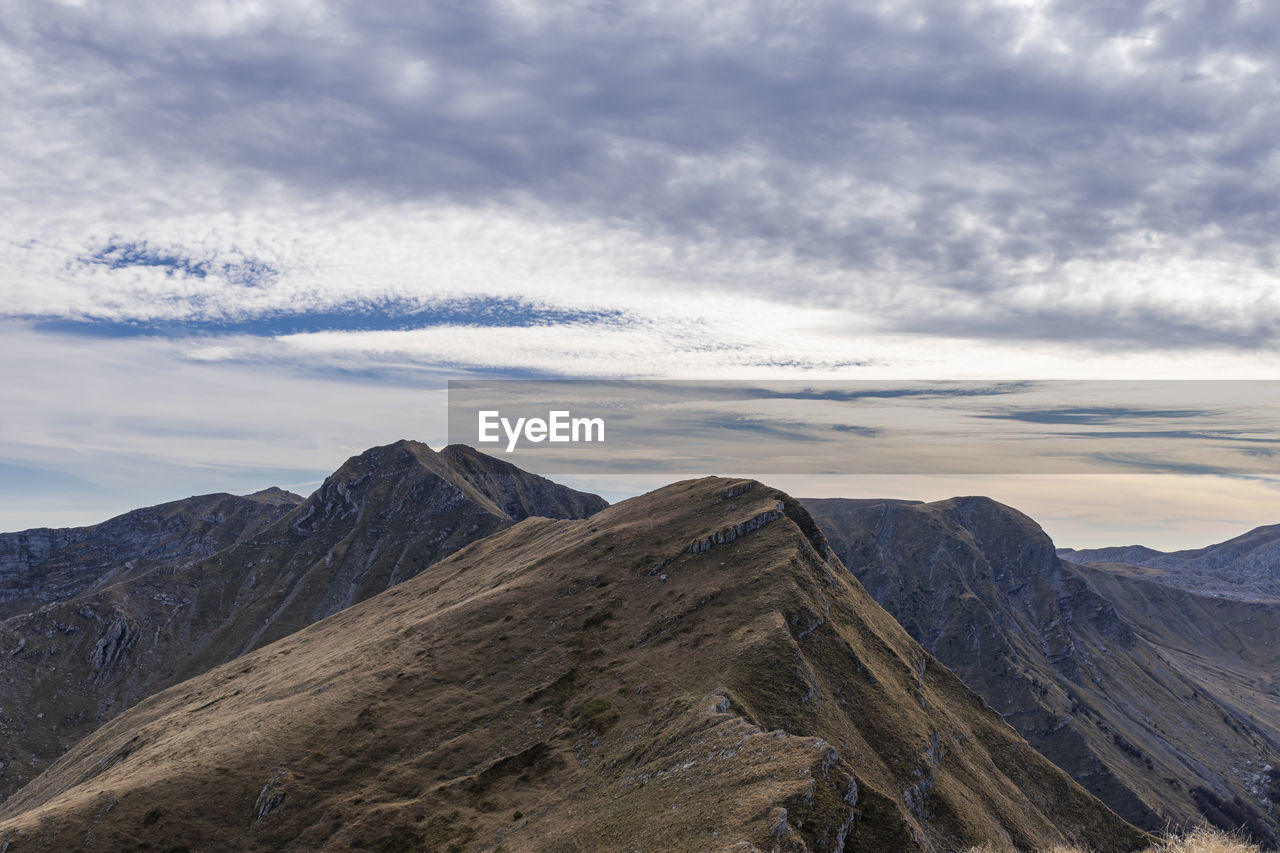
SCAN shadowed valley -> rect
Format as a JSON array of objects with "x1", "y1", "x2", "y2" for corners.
[{"x1": 806, "y1": 497, "x2": 1280, "y2": 848}]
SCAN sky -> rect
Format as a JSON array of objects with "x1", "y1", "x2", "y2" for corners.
[{"x1": 4, "y1": 0, "x2": 1280, "y2": 547}]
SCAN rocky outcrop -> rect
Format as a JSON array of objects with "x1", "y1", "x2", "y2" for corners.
[
  {"x1": 253, "y1": 768, "x2": 290, "y2": 822},
  {"x1": 690, "y1": 502, "x2": 785, "y2": 554},
  {"x1": 87, "y1": 616, "x2": 136, "y2": 680}
]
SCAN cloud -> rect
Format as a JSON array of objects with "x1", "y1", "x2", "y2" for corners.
[
  {"x1": 743, "y1": 384, "x2": 1032, "y2": 403},
  {"x1": 979, "y1": 406, "x2": 1209, "y2": 425},
  {"x1": 4, "y1": 0, "x2": 1280, "y2": 352},
  {"x1": 443, "y1": 378, "x2": 1280, "y2": 481},
  {"x1": 1088, "y1": 453, "x2": 1280, "y2": 480},
  {"x1": 8, "y1": 0, "x2": 1280, "y2": 539},
  {"x1": 0, "y1": 321, "x2": 449, "y2": 528},
  {"x1": 29, "y1": 296, "x2": 630, "y2": 338}
]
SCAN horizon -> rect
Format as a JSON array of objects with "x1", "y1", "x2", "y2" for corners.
[{"x1": 5, "y1": 436, "x2": 1277, "y2": 554}]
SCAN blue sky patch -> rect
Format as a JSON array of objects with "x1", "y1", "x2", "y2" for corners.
[
  {"x1": 0, "y1": 461, "x2": 106, "y2": 497},
  {"x1": 25, "y1": 296, "x2": 629, "y2": 339},
  {"x1": 82, "y1": 241, "x2": 278, "y2": 287}
]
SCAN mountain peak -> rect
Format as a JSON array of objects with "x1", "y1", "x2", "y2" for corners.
[
  {"x1": 935, "y1": 494, "x2": 1047, "y2": 532},
  {"x1": 242, "y1": 486, "x2": 304, "y2": 506},
  {"x1": 333, "y1": 437, "x2": 438, "y2": 474},
  {"x1": 0, "y1": 442, "x2": 606, "y2": 802},
  {"x1": 0, "y1": 476, "x2": 1144, "y2": 853}
]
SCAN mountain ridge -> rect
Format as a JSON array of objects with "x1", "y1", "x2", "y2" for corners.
[
  {"x1": 0, "y1": 489, "x2": 305, "y2": 619},
  {"x1": 0, "y1": 441, "x2": 606, "y2": 799},
  {"x1": 1059, "y1": 524, "x2": 1280, "y2": 602},
  {"x1": 0, "y1": 477, "x2": 1146, "y2": 852}
]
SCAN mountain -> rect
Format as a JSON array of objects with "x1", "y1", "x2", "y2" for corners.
[
  {"x1": 0, "y1": 488, "x2": 302, "y2": 619},
  {"x1": 805, "y1": 497, "x2": 1280, "y2": 847},
  {"x1": 1069, "y1": 560, "x2": 1280, "y2": 833},
  {"x1": 0, "y1": 441, "x2": 605, "y2": 798},
  {"x1": 0, "y1": 478, "x2": 1146, "y2": 852},
  {"x1": 1057, "y1": 546, "x2": 1166, "y2": 568},
  {"x1": 1058, "y1": 525, "x2": 1280, "y2": 602},
  {"x1": 1061, "y1": 524, "x2": 1280, "y2": 831}
]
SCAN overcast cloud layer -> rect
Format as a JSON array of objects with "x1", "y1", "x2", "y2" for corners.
[
  {"x1": 6, "y1": 0, "x2": 1280, "y2": 351},
  {"x1": 4, "y1": 0, "x2": 1280, "y2": 535}
]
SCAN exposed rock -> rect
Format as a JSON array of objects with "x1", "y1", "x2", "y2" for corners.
[
  {"x1": 691, "y1": 503, "x2": 785, "y2": 554},
  {"x1": 87, "y1": 616, "x2": 135, "y2": 679},
  {"x1": 253, "y1": 768, "x2": 290, "y2": 821},
  {"x1": 807, "y1": 495, "x2": 1280, "y2": 844}
]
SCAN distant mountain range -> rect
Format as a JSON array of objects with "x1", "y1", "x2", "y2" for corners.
[
  {"x1": 1059, "y1": 525, "x2": 1280, "y2": 602},
  {"x1": 0, "y1": 487, "x2": 301, "y2": 619},
  {"x1": 0, "y1": 442, "x2": 1275, "y2": 850}
]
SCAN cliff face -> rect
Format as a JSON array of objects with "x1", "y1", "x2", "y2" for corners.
[
  {"x1": 1059, "y1": 522, "x2": 1280, "y2": 832},
  {"x1": 0, "y1": 479, "x2": 1145, "y2": 853},
  {"x1": 0, "y1": 441, "x2": 605, "y2": 798},
  {"x1": 807, "y1": 496, "x2": 1280, "y2": 846}
]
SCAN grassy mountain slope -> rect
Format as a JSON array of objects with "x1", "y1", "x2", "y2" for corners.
[
  {"x1": 0, "y1": 441, "x2": 605, "y2": 798},
  {"x1": 0, "y1": 478, "x2": 1146, "y2": 852}
]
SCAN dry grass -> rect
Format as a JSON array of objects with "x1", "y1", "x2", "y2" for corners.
[
  {"x1": 0, "y1": 477, "x2": 1145, "y2": 852},
  {"x1": 967, "y1": 825, "x2": 1263, "y2": 853}
]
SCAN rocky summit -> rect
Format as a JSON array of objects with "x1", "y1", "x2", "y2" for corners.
[
  {"x1": 0, "y1": 478, "x2": 1145, "y2": 852},
  {"x1": 0, "y1": 441, "x2": 605, "y2": 799},
  {"x1": 806, "y1": 496, "x2": 1280, "y2": 848}
]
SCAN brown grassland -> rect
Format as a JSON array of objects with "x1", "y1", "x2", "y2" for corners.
[
  {"x1": 0, "y1": 477, "x2": 1146, "y2": 851},
  {"x1": 968, "y1": 825, "x2": 1263, "y2": 852}
]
